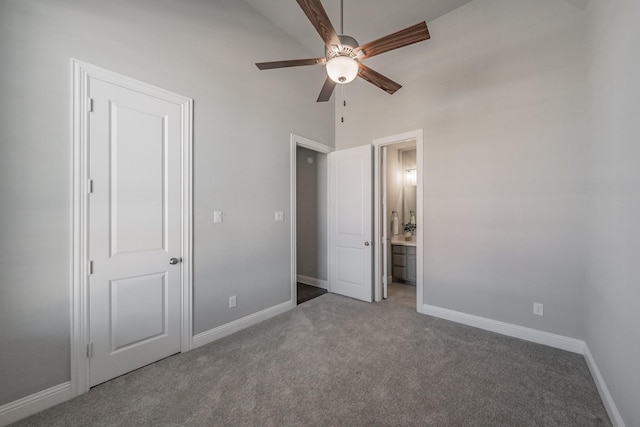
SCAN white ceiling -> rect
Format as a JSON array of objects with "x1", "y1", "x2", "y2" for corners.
[{"x1": 245, "y1": 0, "x2": 473, "y2": 57}]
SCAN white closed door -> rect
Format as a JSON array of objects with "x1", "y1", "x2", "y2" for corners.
[
  {"x1": 328, "y1": 145, "x2": 373, "y2": 302},
  {"x1": 88, "y1": 76, "x2": 182, "y2": 386}
]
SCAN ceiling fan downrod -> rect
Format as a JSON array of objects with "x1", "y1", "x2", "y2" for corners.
[{"x1": 340, "y1": 0, "x2": 344, "y2": 35}]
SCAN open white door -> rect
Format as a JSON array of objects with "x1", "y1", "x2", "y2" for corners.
[{"x1": 328, "y1": 145, "x2": 373, "y2": 302}]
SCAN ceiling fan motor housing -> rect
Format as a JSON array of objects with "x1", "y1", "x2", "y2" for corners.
[
  {"x1": 325, "y1": 34, "x2": 360, "y2": 60},
  {"x1": 325, "y1": 34, "x2": 360, "y2": 84}
]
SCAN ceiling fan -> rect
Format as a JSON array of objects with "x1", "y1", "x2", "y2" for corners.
[{"x1": 255, "y1": 0, "x2": 431, "y2": 102}]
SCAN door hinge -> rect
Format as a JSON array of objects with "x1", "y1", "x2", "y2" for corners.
[
  {"x1": 86, "y1": 342, "x2": 93, "y2": 358},
  {"x1": 87, "y1": 179, "x2": 93, "y2": 194},
  {"x1": 87, "y1": 97, "x2": 93, "y2": 112},
  {"x1": 88, "y1": 260, "x2": 93, "y2": 275}
]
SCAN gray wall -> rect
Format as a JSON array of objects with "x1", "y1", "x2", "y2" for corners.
[
  {"x1": 586, "y1": 1, "x2": 640, "y2": 425},
  {"x1": 336, "y1": 0, "x2": 640, "y2": 423},
  {"x1": 296, "y1": 147, "x2": 328, "y2": 281},
  {"x1": 3, "y1": 0, "x2": 638, "y2": 423},
  {"x1": 0, "y1": 0, "x2": 333, "y2": 406},
  {"x1": 337, "y1": 0, "x2": 590, "y2": 339}
]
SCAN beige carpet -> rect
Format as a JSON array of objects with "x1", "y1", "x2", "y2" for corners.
[{"x1": 14, "y1": 293, "x2": 611, "y2": 426}]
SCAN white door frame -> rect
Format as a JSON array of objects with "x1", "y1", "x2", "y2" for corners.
[
  {"x1": 373, "y1": 129, "x2": 424, "y2": 312},
  {"x1": 381, "y1": 146, "x2": 389, "y2": 299},
  {"x1": 70, "y1": 59, "x2": 193, "y2": 397},
  {"x1": 290, "y1": 134, "x2": 334, "y2": 307}
]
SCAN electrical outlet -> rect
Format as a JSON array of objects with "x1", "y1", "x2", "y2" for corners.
[
  {"x1": 229, "y1": 295, "x2": 236, "y2": 308},
  {"x1": 533, "y1": 302, "x2": 544, "y2": 316},
  {"x1": 275, "y1": 211, "x2": 284, "y2": 221},
  {"x1": 213, "y1": 210, "x2": 223, "y2": 223}
]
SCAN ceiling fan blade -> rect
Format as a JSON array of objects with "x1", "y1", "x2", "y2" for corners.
[
  {"x1": 256, "y1": 57, "x2": 326, "y2": 70},
  {"x1": 357, "y1": 63, "x2": 402, "y2": 95},
  {"x1": 317, "y1": 76, "x2": 337, "y2": 102},
  {"x1": 296, "y1": 0, "x2": 341, "y2": 49},
  {"x1": 355, "y1": 22, "x2": 430, "y2": 61}
]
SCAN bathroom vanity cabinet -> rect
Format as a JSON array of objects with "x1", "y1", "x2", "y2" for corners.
[{"x1": 391, "y1": 243, "x2": 416, "y2": 285}]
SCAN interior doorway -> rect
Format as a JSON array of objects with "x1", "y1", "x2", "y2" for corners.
[
  {"x1": 373, "y1": 130, "x2": 424, "y2": 312},
  {"x1": 290, "y1": 135, "x2": 334, "y2": 306},
  {"x1": 384, "y1": 143, "x2": 418, "y2": 309},
  {"x1": 71, "y1": 59, "x2": 193, "y2": 396}
]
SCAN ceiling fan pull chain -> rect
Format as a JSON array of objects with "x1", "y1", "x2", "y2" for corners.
[{"x1": 340, "y1": 84, "x2": 346, "y2": 123}]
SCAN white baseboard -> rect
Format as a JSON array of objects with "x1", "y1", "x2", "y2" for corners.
[
  {"x1": 583, "y1": 345, "x2": 626, "y2": 427},
  {"x1": 296, "y1": 275, "x2": 328, "y2": 290},
  {"x1": 192, "y1": 300, "x2": 292, "y2": 349},
  {"x1": 0, "y1": 382, "x2": 71, "y2": 426},
  {"x1": 422, "y1": 304, "x2": 585, "y2": 354}
]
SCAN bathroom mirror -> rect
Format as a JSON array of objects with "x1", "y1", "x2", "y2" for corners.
[
  {"x1": 400, "y1": 149, "x2": 417, "y2": 225},
  {"x1": 403, "y1": 186, "x2": 416, "y2": 224}
]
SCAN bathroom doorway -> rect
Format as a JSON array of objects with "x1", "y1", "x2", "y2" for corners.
[{"x1": 373, "y1": 130, "x2": 424, "y2": 312}]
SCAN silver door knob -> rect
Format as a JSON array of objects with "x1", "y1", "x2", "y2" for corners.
[
  {"x1": 364, "y1": 241, "x2": 370, "y2": 246},
  {"x1": 169, "y1": 257, "x2": 180, "y2": 265}
]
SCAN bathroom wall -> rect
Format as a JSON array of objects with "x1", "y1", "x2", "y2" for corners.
[
  {"x1": 401, "y1": 149, "x2": 417, "y2": 170},
  {"x1": 385, "y1": 146, "x2": 403, "y2": 277}
]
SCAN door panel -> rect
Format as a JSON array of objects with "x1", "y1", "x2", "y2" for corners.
[
  {"x1": 328, "y1": 145, "x2": 373, "y2": 302},
  {"x1": 337, "y1": 246, "x2": 365, "y2": 285},
  {"x1": 336, "y1": 156, "x2": 365, "y2": 235},
  {"x1": 109, "y1": 273, "x2": 167, "y2": 351},
  {"x1": 110, "y1": 103, "x2": 166, "y2": 255},
  {"x1": 88, "y1": 77, "x2": 182, "y2": 387}
]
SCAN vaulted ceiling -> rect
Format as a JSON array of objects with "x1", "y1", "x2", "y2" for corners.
[{"x1": 244, "y1": 0, "x2": 473, "y2": 56}]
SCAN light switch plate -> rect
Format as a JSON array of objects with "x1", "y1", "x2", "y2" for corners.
[
  {"x1": 229, "y1": 295, "x2": 236, "y2": 308},
  {"x1": 533, "y1": 302, "x2": 544, "y2": 316},
  {"x1": 275, "y1": 211, "x2": 284, "y2": 221},
  {"x1": 214, "y1": 211, "x2": 223, "y2": 223}
]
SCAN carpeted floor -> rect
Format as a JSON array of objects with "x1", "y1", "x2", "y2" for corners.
[
  {"x1": 13, "y1": 294, "x2": 611, "y2": 426},
  {"x1": 296, "y1": 282, "x2": 327, "y2": 304}
]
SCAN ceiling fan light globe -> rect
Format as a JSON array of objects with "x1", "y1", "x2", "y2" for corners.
[{"x1": 326, "y1": 56, "x2": 358, "y2": 84}]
